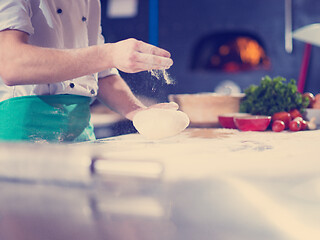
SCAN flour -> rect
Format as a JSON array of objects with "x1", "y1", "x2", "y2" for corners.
[{"x1": 149, "y1": 69, "x2": 174, "y2": 85}]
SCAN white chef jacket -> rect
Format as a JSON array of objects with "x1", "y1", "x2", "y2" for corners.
[{"x1": 0, "y1": 0, "x2": 119, "y2": 102}]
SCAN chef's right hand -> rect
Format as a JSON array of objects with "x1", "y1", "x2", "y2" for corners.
[{"x1": 108, "y1": 38, "x2": 173, "y2": 73}]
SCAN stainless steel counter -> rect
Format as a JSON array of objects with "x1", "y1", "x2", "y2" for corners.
[{"x1": 1, "y1": 128, "x2": 320, "y2": 240}]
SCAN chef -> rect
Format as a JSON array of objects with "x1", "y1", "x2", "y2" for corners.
[{"x1": 0, "y1": 0, "x2": 176, "y2": 142}]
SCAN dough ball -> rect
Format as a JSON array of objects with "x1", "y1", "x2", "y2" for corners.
[{"x1": 133, "y1": 108, "x2": 190, "y2": 140}]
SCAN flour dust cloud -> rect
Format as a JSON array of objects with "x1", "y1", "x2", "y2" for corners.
[{"x1": 149, "y1": 69, "x2": 175, "y2": 85}]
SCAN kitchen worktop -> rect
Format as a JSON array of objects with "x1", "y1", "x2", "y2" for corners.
[
  {"x1": 93, "y1": 128, "x2": 320, "y2": 180},
  {"x1": 1, "y1": 128, "x2": 320, "y2": 240}
]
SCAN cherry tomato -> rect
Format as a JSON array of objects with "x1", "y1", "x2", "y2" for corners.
[
  {"x1": 289, "y1": 109, "x2": 302, "y2": 120},
  {"x1": 272, "y1": 111, "x2": 291, "y2": 129},
  {"x1": 302, "y1": 92, "x2": 315, "y2": 108},
  {"x1": 300, "y1": 119, "x2": 308, "y2": 130},
  {"x1": 272, "y1": 120, "x2": 285, "y2": 132},
  {"x1": 293, "y1": 117, "x2": 307, "y2": 130},
  {"x1": 289, "y1": 120, "x2": 301, "y2": 131}
]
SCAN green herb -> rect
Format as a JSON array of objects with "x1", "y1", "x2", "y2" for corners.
[{"x1": 240, "y1": 75, "x2": 309, "y2": 116}]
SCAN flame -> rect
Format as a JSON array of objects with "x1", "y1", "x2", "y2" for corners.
[
  {"x1": 236, "y1": 37, "x2": 266, "y2": 66},
  {"x1": 207, "y1": 35, "x2": 271, "y2": 72}
]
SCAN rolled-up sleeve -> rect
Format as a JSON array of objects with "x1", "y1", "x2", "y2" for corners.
[
  {"x1": 0, "y1": 0, "x2": 34, "y2": 35},
  {"x1": 97, "y1": 26, "x2": 119, "y2": 79},
  {"x1": 98, "y1": 67, "x2": 119, "y2": 79}
]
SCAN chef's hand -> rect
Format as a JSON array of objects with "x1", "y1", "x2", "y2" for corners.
[
  {"x1": 108, "y1": 38, "x2": 173, "y2": 73},
  {"x1": 148, "y1": 102, "x2": 179, "y2": 110},
  {"x1": 125, "y1": 102, "x2": 179, "y2": 121}
]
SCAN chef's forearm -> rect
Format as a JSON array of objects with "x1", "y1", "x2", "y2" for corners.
[
  {"x1": 0, "y1": 30, "x2": 112, "y2": 86},
  {"x1": 0, "y1": 30, "x2": 173, "y2": 86},
  {"x1": 97, "y1": 74, "x2": 146, "y2": 120}
]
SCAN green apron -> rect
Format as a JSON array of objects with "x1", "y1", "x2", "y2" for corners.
[{"x1": 0, "y1": 94, "x2": 96, "y2": 142}]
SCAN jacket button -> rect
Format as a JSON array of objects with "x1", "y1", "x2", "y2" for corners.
[
  {"x1": 70, "y1": 83, "x2": 75, "y2": 88},
  {"x1": 57, "y1": 8, "x2": 62, "y2": 14},
  {"x1": 90, "y1": 89, "x2": 95, "y2": 95},
  {"x1": 82, "y1": 16, "x2": 87, "y2": 22}
]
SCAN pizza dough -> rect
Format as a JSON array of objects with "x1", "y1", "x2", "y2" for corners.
[{"x1": 133, "y1": 108, "x2": 190, "y2": 140}]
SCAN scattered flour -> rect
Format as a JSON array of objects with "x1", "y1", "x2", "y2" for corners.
[{"x1": 149, "y1": 69, "x2": 175, "y2": 85}]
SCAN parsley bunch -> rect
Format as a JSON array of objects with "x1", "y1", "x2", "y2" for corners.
[{"x1": 240, "y1": 76, "x2": 309, "y2": 116}]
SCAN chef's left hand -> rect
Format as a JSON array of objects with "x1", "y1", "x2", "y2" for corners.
[
  {"x1": 126, "y1": 102, "x2": 179, "y2": 120},
  {"x1": 148, "y1": 102, "x2": 179, "y2": 110}
]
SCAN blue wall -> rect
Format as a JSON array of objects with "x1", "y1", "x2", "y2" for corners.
[{"x1": 101, "y1": 0, "x2": 320, "y2": 101}]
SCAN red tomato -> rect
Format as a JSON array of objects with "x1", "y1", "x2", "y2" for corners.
[
  {"x1": 272, "y1": 112, "x2": 291, "y2": 129},
  {"x1": 289, "y1": 120, "x2": 301, "y2": 131},
  {"x1": 293, "y1": 117, "x2": 308, "y2": 130},
  {"x1": 272, "y1": 120, "x2": 285, "y2": 132},
  {"x1": 289, "y1": 109, "x2": 302, "y2": 120},
  {"x1": 300, "y1": 119, "x2": 308, "y2": 130},
  {"x1": 302, "y1": 92, "x2": 315, "y2": 108}
]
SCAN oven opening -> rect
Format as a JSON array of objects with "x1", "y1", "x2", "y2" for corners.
[{"x1": 191, "y1": 31, "x2": 271, "y2": 73}]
